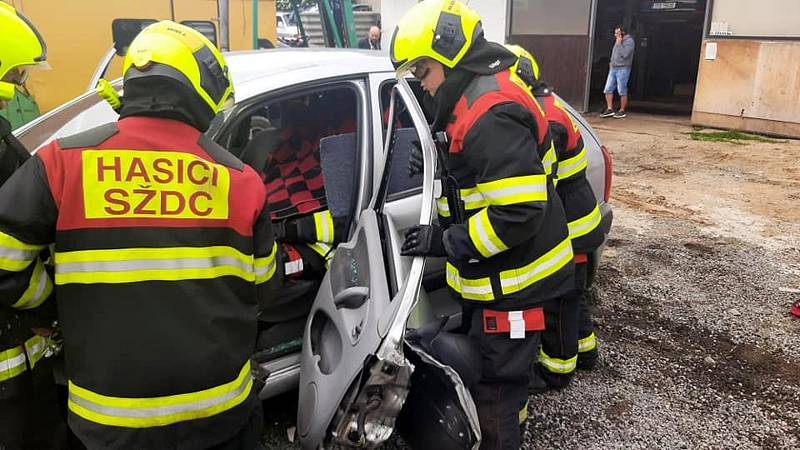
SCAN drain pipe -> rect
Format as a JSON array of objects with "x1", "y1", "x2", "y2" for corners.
[{"x1": 218, "y1": 0, "x2": 230, "y2": 51}]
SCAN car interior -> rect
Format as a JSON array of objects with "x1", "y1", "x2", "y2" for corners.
[
  {"x1": 220, "y1": 86, "x2": 359, "y2": 363},
  {"x1": 218, "y1": 82, "x2": 468, "y2": 370},
  {"x1": 218, "y1": 82, "x2": 441, "y2": 365}
]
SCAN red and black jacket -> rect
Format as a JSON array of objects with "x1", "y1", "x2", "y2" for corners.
[
  {"x1": 540, "y1": 94, "x2": 604, "y2": 254},
  {"x1": 437, "y1": 70, "x2": 574, "y2": 309},
  {"x1": 0, "y1": 116, "x2": 279, "y2": 449}
]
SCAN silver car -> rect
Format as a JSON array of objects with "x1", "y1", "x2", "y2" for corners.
[{"x1": 15, "y1": 49, "x2": 613, "y2": 449}]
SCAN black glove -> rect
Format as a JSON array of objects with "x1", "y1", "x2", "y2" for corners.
[
  {"x1": 401, "y1": 224, "x2": 447, "y2": 257},
  {"x1": 272, "y1": 220, "x2": 298, "y2": 243},
  {"x1": 295, "y1": 216, "x2": 318, "y2": 243},
  {"x1": 408, "y1": 140, "x2": 424, "y2": 177}
]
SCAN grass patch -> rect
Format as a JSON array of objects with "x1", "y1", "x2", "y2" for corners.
[{"x1": 687, "y1": 130, "x2": 787, "y2": 144}]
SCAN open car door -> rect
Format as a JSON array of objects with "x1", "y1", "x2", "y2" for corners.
[{"x1": 297, "y1": 78, "x2": 436, "y2": 448}]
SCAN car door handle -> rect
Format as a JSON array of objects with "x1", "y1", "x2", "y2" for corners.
[{"x1": 333, "y1": 286, "x2": 369, "y2": 310}]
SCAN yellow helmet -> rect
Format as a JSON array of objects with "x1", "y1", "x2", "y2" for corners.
[
  {"x1": 123, "y1": 21, "x2": 233, "y2": 115},
  {"x1": 390, "y1": 0, "x2": 483, "y2": 74},
  {"x1": 505, "y1": 44, "x2": 540, "y2": 88},
  {"x1": 0, "y1": 3, "x2": 47, "y2": 101}
]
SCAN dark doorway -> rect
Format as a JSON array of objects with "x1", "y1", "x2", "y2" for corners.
[{"x1": 589, "y1": 0, "x2": 707, "y2": 115}]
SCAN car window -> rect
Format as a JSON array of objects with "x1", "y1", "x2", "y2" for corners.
[
  {"x1": 221, "y1": 85, "x2": 361, "y2": 223},
  {"x1": 181, "y1": 21, "x2": 218, "y2": 46},
  {"x1": 379, "y1": 79, "x2": 428, "y2": 200}
]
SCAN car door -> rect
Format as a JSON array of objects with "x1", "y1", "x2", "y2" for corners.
[{"x1": 297, "y1": 78, "x2": 437, "y2": 449}]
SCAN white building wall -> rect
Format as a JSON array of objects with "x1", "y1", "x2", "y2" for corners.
[{"x1": 709, "y1": 0, "x2": 800, "y2": 38}]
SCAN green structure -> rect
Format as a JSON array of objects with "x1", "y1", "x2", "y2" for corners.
[{"x1": 0, "y1": 88, "x2": 40, "y2": 130}]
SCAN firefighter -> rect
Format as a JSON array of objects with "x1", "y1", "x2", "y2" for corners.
[
  {"x1": 0, "y1": 5, "x2": 70, "y2": 449},
  {"x1": 391, "y1": 1, "x2": 575, "y2": 448},
  {"x1": 0, "y1": 21, "x2": 279, "y2": 449},
  {"x1": 505, "y1": 45, "x2": 604, "y2": 391}
]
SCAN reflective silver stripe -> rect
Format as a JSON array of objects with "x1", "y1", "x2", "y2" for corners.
[
  {"x1": 500, "y1": 242, "x2": 573, "y2": 291},
  {"x1": 25, "y1": 335, "x2": 47, "y2": 369},
  {"x1": 543, "y1": 148, "x2": 557, "y2": 175},
  {"x1": 459, "y1": 188, "x2": 487, "y2": 210},
  {"x1": 480, "y1": 184, "x2": 547, "y2": 204},
  {"x1": 0, "y1": 350, "x2": 26, "y2": 373},
  {"x1": 540, "y1": 355, "x2": 577, "y2": 373},
  {"x1": 436, "y1": 197, "x2": 450, "y2": 216},
  {"x1": 58, "y1": 256, "x2": 252, "y2": 274},
  {"x1": 446, "y1": 270, "x2": 493, "y2": 297},
  {"x1": 68, "y1": 371, "x2": 252, "y2": 420},
  {"x1": 446, "y1": 263, "x2": 494, "y2": 301},
  {"x1": 557, "y1": 148, "x2": 588, "y2": 180},
  {"x1": 568, "y1": 206, "x2": 602, "y2": 240},
  {"x1": 0, "y1": 247, "x2": 38, "y2": 267},
  {"x1": 578, "y1": 333, "x2": 597, "y2": 353},
  {"x1": 255, "y1": 258, "x2": 276, "y2": 278},
  {"x1": 285, "y1": 259, "x2": 304, "y2": 275},
  {"x1": 468, "y1": 209, "x2": 508, "y2": 258},
  {"x1": 12, "y1": 260, "x2": 52, "y2": 310}
]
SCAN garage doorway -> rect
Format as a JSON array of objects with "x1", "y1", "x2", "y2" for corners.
[{"x1": 588, "y1": 0, "x2": 707, "y2": 115}]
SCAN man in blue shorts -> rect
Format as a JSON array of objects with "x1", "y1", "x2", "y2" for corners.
[{"x1": 600, "y1": 25, "x2": 635, "y2": 119}]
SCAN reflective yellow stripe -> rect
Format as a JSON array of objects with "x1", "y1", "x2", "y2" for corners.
[
  {"x1": 24, "y1": 335, "x2": 48, "y2": 369},
  {"x1": 459, "y1": 187, "x2": 488, "y2": 211},
  {"x1": 307, "y1": 243, "x2": 334, "y2": 269},
  {"x1": 500, "y1": 238, "x2": 573, "y2": 295},
  {"x1": 313, "y1": 211, "x2": 335, "y2": 244},
  {"x1": 446, "y1": 262, "x2": 494, "y2": 301},
  {"x1": 557, "y1": 147, "x2": 588, "y2": 182},
  {"x1": 68, "y1": 360, "x2": 253, "y2": 428},
  {"x1": 254, "y1": 242, "x2": 277, "y2": 285},
  {"x1": 0, "y1": 345, "x2": 27, "y2": 382},
  {"x1": 476, "y1": 175, "x2": 548, "y2": 206},
  {"x1": 468, "y1": 209, "x2": 509, "y2": 258},
  {"x1": 519, "y1": 400, "x2": 528, "y2": 425},
  {"x1": 578, "y1": 332, "x2": 597, "y2": 353},
  {"x1": 436, "y1": 197, "x2": 451, "y2": 218},
  {"x1": 11, "y1": 259, "x2": 53, "y2": 310},
  {"x1": 539, "y1": 348, "x2": 577, "y2": 374},
  {"x1": 568, "y1": 204, "x2": 602, "y2": 241},
  {"x1": 543, "y1": 142, "x2": 557, "y2": 177},
  {"x1": 54, "y1": 246, "x2": 255, "y2": 285},
  {"x1": 0, "y1": 231, "x2": 45, "y2": 272}
]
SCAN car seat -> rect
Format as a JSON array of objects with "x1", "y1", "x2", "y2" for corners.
[{"x1": 253, "y1": 132, "x2": 359, "y2": 361}]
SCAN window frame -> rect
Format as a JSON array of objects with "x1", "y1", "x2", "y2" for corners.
[
  {"x1": 376, "y1": 78, "x2": 429, "y2": 202},
  {"x1": 211, "y1": 77, "x2": 370, "y2": 241}
]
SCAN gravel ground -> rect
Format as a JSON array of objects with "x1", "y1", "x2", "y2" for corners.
[{"x1": 260, "y1": 113, "x2": 800, "y2": 449}]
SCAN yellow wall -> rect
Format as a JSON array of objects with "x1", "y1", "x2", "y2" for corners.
[
  {"x1": 5, "y1": 0, "x2": 276, "y2": 113},
  {"x1": 692, "y1": 39, "x2": 800, "y2": 138}
]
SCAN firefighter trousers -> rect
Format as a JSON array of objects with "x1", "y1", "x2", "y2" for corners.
[
  {"x1": 538, "y1": 261, "x2": 598, "y2": 387},
  {"x1": 574, "y1": 262, "x2": 598, "y2": 369},
  {"x1": 208, "y1": 401, "x2": 263, "y2": 450},
  {"x1": 0, "y1": 359, "x2": 68, "y2": 450},
  {"x1": 468, "y1": 309, "x2": 540, "y2": 450}
]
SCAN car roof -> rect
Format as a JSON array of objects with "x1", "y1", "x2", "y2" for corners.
[{"x1": 225, "y1": 49, "x2": 393, "y2": 101}]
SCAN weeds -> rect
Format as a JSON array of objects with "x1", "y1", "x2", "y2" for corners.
[{"x1": 687, "y1": 129, "x2": 787, "y2": 145}]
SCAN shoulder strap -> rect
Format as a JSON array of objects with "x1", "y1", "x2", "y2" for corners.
[
  {"x1": 197, "y1": 134, "x2": 244, "y2": 171},
  {"x1": 57, "y1": 122, "x2": 119, "y2": 149}
]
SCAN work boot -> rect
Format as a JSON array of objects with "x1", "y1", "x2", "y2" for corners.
[
  {"x1": 577, "y1": 347, "x2": 599, "y2": 371},
  {"x1": 600, "y1": 108, "x2": 615, "y2": 118},
  {"x1": 528, "y1": 364, "x2": 572, "y2": 394}
]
